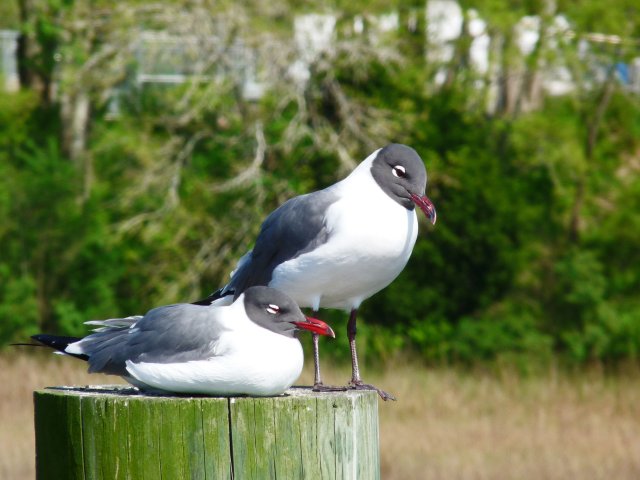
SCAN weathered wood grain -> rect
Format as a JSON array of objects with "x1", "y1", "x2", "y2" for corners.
[
  {"x1": 34, "y1": 388, "x2": 84, "y2": 480},
  {"x1": 34, "y1": 386, "x2": 379, "y2": 480}
]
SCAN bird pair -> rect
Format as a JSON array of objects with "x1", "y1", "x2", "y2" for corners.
[{"x1": 34, "y1": 144, "x2": 436, "y2": 399}]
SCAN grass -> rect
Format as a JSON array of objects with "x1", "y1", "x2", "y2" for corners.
[
  {"x1": 302, "y1": 362, "x2": 640, "y2": 479},
  {"x1": 2, "y1": 351, "x2": 640, "y2": 479}
]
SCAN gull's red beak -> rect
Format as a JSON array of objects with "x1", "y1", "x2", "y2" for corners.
[
  {"x1": 294, "y1": 316, "x2": 335, "y2": 338},
  {"x1": 410, "y1": 193, "x2": 437, "y2": 225}
]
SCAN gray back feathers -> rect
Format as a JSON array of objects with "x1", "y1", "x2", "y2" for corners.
[
  {"x1": 76, "y1": 304, "x2": 220, "y2": 376},
  {"x1": 226, "y1": 190, "x2": 338, "y2": 298}
]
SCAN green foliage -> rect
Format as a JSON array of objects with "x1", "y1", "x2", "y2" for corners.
[
  {"x1": 0, "y1": 269, "x2": 39, "y2": 342},
  {"x1": 2, "y1": 1, "x2": 640, "y2": 371}
]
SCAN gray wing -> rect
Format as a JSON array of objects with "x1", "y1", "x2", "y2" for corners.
[
  {"x1": 73, "y1": 304, "x2": 221, "y2": 376},
  {"x1": 226, "y1": 189, "x2": 338, "y2": 298}
]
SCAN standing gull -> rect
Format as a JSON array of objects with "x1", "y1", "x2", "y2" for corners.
[
  {"x1": 32, "y1": 286, "x2": 334, "y2": 396},
  {"x1": 196, "y1": 143, "x2": 436, "y2": 400}
]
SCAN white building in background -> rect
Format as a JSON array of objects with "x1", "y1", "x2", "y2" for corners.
[
  {"x1": 515, "y1": 13, "x2": 575, "y2": 96},
  {"x1": 133, "y1": 30, "x2": 265, "y2": 101},
  {"x1": 426, "y1": 0, "x2": 462, "y2": 85},
  {"x1": 2, "y1": 4, "x2": 639, "y2": 104},
  {"x1": 289, "y1": 14, "x2": 336, "y2": 85},
  {"x1": 294, "y1": 14, "x2": 336, "y2": 64},
  {"x1": 467, "y1": 10, "x2": 490, "y2": 76},
  {"x1": 425, "y1": 0, "x2": 640, "y2": 104},
  {"x1": 0, "y1": 30, "x2": 19, "y2": 92},
  {"x1": 515, "y1": 15, "x2": 541, "y2": 56},
  {"x1": 370, "y1": 12, "x2": 400, "y2": 37}
]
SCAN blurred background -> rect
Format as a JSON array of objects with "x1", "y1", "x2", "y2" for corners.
[{"x1": 1, "y1": 0, "x2": 640, "y2": 478}]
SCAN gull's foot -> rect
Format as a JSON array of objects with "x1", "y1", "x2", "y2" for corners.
[
  {"x1": 348, "y1": 381, "x2": 396, "y2": 401},
  {"x1": 313, "y1": 382, "x2": 349, "y2": 393}
]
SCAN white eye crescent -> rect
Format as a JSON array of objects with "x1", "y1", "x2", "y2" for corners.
[
  {"x1": 392, "y1": 165, "x2": 406, "y2": 178},
  {"x1": 266, "y1": 304, "x2": 280, "y2": 314}
]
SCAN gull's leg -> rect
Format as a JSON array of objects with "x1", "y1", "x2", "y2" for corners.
[
  {"x1": 348, "y1": 308, "x2": 362, "y2": 383},
  {"x1": 347, "y1": 308, "x2": 396, "y2": 401},
  {"x1": 312, "y1": 311, "x2": 346, "y2": 393},
  {"x1": 313, "y1": 333, "x2": 322, "y2": 387}
]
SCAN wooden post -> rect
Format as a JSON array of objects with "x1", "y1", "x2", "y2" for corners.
[{"x1": 34, "y1": 386, "x2": 380, "y2": 479}]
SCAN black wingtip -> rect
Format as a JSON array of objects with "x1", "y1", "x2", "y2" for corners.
[{"x1": 31, "y1": 334, "x2": 89, "y2": 361}]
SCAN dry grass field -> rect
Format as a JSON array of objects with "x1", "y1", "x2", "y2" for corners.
[{"x1": 2, "y1": 351, "x2": 640, "y2": 479}]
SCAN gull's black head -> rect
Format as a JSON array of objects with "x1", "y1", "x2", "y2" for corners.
[
  {"x1": 370, "y1": 144, "x2": 437, "y2": 224},
  {"x1": 242, "y1": 286, "x2": 334, "y2": 339}
]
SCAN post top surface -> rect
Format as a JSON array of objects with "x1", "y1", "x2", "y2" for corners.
[{"x1": 34, "y1": 385, "x2": 379, "y2": 402}]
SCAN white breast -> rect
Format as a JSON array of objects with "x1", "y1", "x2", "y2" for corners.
[
  {"x1": 124, "y1": 306, "x2": 304, "y2": 396},
  {"x1": 270, "y1": 157, "x2": 418, "y2": 311}
]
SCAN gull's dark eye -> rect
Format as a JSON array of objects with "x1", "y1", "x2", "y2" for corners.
[
  {"x1": 392, "y1": 165, "x2": 406, "y2": 178},
  {"x1": 266, "y1": 304, "x2": 280, "y2": 315}
]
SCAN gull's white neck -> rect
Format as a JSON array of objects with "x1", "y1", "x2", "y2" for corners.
[{"x1": 329, "y1": 149, "x2": 381, "y2": 196}]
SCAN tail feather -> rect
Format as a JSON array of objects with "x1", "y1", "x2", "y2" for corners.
[{"x1": 31, "y1": 334, "x2": 89, "y2": 361}]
